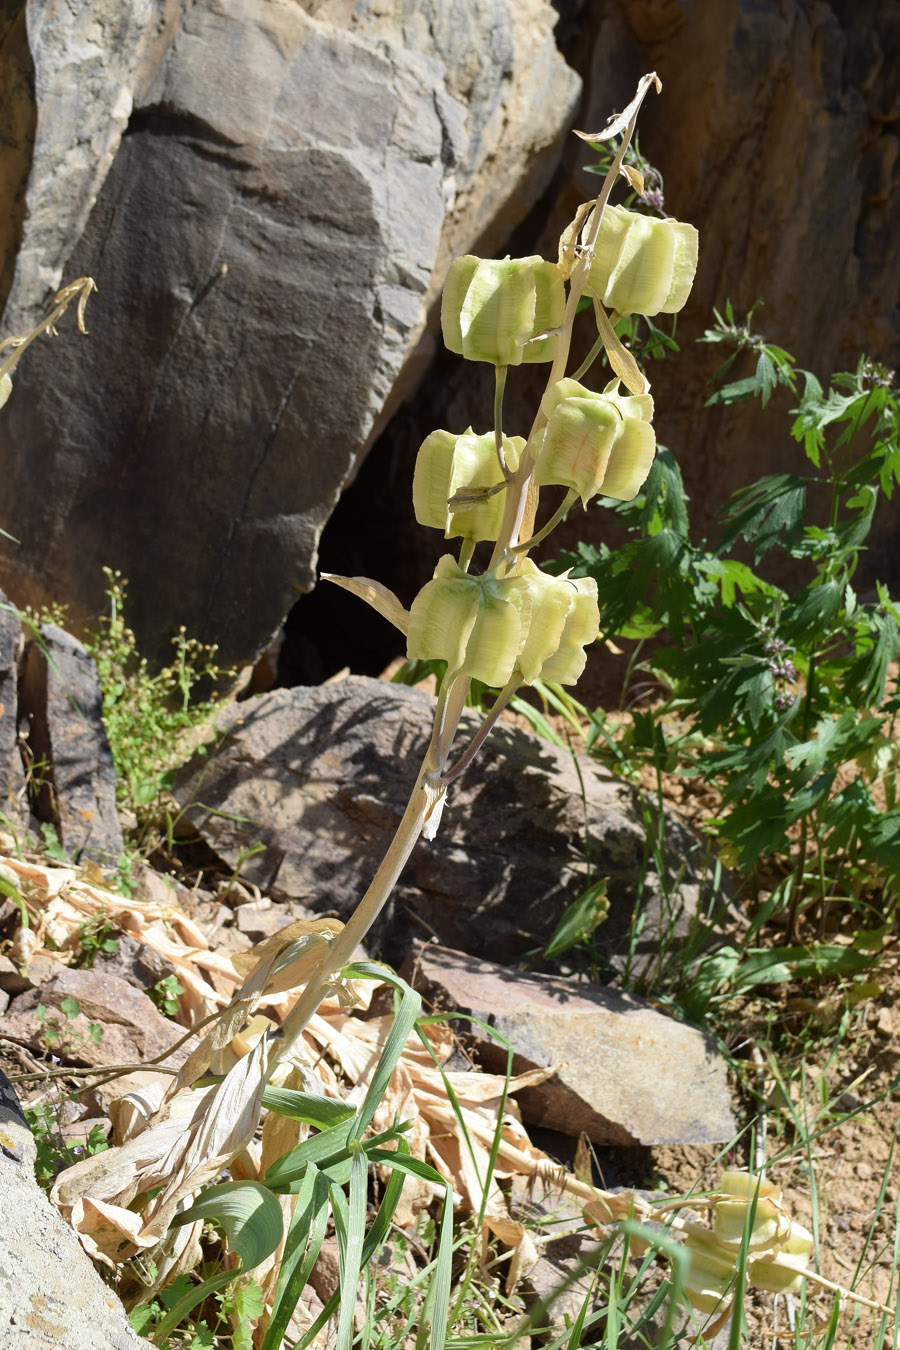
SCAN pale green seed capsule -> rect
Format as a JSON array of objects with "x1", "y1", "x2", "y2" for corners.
[
  {"x1": 534, "y1": 377, "x2": 656, "y2": 504},
  {"x1": 441, "y1": 255, "x2": 566, "y2": 366},
  {"x1": 713, "y1": 1171, "x2": 790, "y2": 1250},
  {"x1": 682, "y1": 1234, "x2": 737, "y2": 1315},
  {"x1": 587, "y1": 205, "x2": 699, "y2": 318},
  {"x1": 412, "y1": 428, "x2": 523, "y2": 541},
  {"x1": 507, "y1": 559, "x2": 599, "y2": 686},
  {"x1": 537, "y1": 575, "x2": 599, "y2": 685},
  {"x1": 0, "y1": 373, "x2": 11, "y2": 410},
  {"x1": 713, "y1": 1197, "x2": 788, "y2": 1250},
  {"x1": 748, "y1": 1220, "x2": 815, "y2": 1294},
  {"x1": 406, "y1": 556, "x2": 523, "y2": 687}
]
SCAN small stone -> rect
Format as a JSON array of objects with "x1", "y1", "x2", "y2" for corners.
[
  {"x1": 236, "y1": 904, "x2": 286, "y2": 943},
  {"x1": 0, "y1": 951, "x2": 58, "y2": 992},
  {"x1": 875, "y1": 1007, "x2": 893, "y2": 1036},
  {"x1": 856, "y1": 1162, "x2": 873, "y2": 1181},
  {"x1": 18, "y1": 625, "x2": 123, "y2": 867},
  {"x1": 92, "y1": 933, "x2": 179, "y2": 990},
  {"x1": 207, "y1": 923, "x2": 253, "y2": 958},
  {"x1": 3, "y1": 966, "x2": 188, "y2": 1069},
  {"x1": 404, "y1": 942, "x2": 735, "y2": 1147}
]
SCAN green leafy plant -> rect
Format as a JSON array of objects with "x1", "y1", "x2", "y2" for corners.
[
  {"x1": 554, "y1": 309, "x2": 900, "y2": 957},
  {"x1": 28, "y1": 1099, "x2": 108, "y2": 1187},
  {"x1": 76, "y1": 909, "x2": 120, "y2": 967},
  {"x1": 38, "y1": 821, "x2": 68, "y2": 863},
  {"x1": 149, "y1": 973, "x2": 185, "y2": 1018},
  {"x1": 84, "y1": 568, "x2": 234, "y2": 843},
  {"x1": 36, "y1": 996, "x2": 104, "y2": 1051}
]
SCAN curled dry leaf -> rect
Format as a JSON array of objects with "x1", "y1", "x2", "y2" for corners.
[
  {"x1": 321, "y1": 573, "x2": 410, "y2": 636},
  {"x1": 53, "y1": 1035, "x2": 272, "y2": 1264},
  {"x1": 619, "y1": 162, "x2": 645, "y2": 194},
  {"x1": 591, "y1": 297, "x2": 650, "y2": 396},
  {"x1": 573, "y1": 72, "x2": 662, "y2": 144}
]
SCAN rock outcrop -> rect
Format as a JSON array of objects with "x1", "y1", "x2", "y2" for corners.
[
  {"x1": 0, "y1": 0, "x2": 578, "y2": 668},
  {"x1": 174, "y1": 676, "x2": 716, "y2": 968}
]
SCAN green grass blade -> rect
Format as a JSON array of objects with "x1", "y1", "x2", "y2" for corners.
[
  {"x1": 151, "y1": 1267, "x2": 236, "y2": 1345},
  {"x1": 261, "y1": 1086, "x2": 356, "y2": 1128},
  {"x1": 333, "y1": 1142, "x2": 369, "y2": 1350},
  {"x1": 261, "y1": 1165, "x2": 330, "y2": 1350},
  {"x1": 366, "y1": 1149, "x2": 453, "y2": 1350},
  {"x1": 342, "y1": 963, "x2": 422, "y2": 1139},
  {"x1": 263, "y1": 1115, "x2": 355, "y2": 1188}
]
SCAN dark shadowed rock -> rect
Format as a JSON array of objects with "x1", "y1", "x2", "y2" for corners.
[
  {"x1": 0, "y1": 588, "x2": 23, "y2": 822},
  {"x1": 17, "y1": 624, "x2": 122, "y2": 866},
  {"x1": 174, "y1": 676, "x2": 717, "y2": 969},
  {"x1": 405, "y1": 943, "x2": 734, "y2": 1146},
  {"x1": 91, "y1": 932, "x2": 180, "y2": 991}
]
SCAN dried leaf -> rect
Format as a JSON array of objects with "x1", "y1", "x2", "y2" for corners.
[
  {"x1": 321, "y1": 574, "x2": 409, "y2": 636},
  {"x1": 230, "y1": 917, "x2": 343, "y2": 985},
  {"x1": 68, "y1": 1196, "x2": 147, "y2": 1268},
  {"x1": 619, "y1": 163, "x2": 645, "y2": 194},
  {"x1": 574, "y1": 72, "x2": 662, "y2": 144},
  {"x1": 592, "y1": 297, "x2": 650, "y2": 395}
]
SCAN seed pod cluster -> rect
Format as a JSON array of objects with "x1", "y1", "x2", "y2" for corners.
[{"x1": 683, "y1": 1171, "x2": 815, "y2": 1315}]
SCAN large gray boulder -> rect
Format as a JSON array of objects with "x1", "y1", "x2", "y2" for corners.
[
  {"x1": 175, "y1": 676, "x2": 716, "y2": 968},
  {"x1": 0, "y1": 0, "x2": 579, "y2": 668},
  {"x1": 0, "y1": 1069, "x2": 151, "y2": 1348}
]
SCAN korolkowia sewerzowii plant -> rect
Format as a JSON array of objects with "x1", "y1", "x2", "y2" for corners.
[{"x1": 46, "y1": 76, "x2": 894, "y2": 1345}]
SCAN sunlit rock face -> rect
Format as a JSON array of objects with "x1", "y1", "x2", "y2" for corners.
[{"x1": 0, "y1": 0, "x2": 578, "y2": 669}]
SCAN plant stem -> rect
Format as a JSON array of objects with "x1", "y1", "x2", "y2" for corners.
[
  {"x1": 570, "y1": 333, "x2": 606, "y2": 384},
  {"x1": 270, "y1": 778, "x2": 429, "y2": 1063},
  {"x1": 441, "y1": 674, "x2": 521, "y2": 786},
  {"x1": 493, "y1": 365, "x2": 513, "y2": 479},
  {"x1": 510, "y1": 488, "x2": 578, "y2": 554}
]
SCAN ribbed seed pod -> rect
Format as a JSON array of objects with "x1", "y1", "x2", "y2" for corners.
[
  {"x1": 412, "y1": 428, "x2": 524, "y2": 541},
  {"x1": 534, "y1": 377, "x2": 656, "y2": 504},
  {"x1": 748, "y1": 1220, "x2": 815, "y2": 1294},
  {"x1": 713, "y1": 1170, "x2": 790, "y2": 1249},
  {"x1": 682, "y1": 1234, "x2": 737, "y2": 1314},
  {"x1": 441, "y1": 255, "x2": 566, "y2": 366},
  {"x1": 509, "y1": 560, "x2": 600, "y2": 686},
  {"x1": 406, "y1": 556, "x2": 523, "y2": 687},
  {"x1": 586, "y1": 205, "x2": 699, "y2": 317}
]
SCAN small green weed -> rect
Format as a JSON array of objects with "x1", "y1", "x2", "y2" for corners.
[
  {"x1": 36, "y1": 996, "x2": 104, "y2": 1051},
  {"x1": 38, "y1": 821, "x2": 68, "y2": 863},
  {"x1": 149, "y1": 973, "x2": 185, "y2": 1018},
  {"x1": 76, "y1": 909, "x2": 120, "y2": 967},
  {"x1": 28, "y1": 1099, "x2": 108, "y2": 1187},
  {"x1": 84, "y1": 568, "x2": 234, "y2": 847}
]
